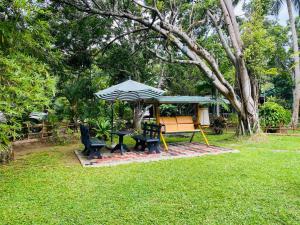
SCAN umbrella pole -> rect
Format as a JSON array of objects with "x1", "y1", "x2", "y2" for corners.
[{"x1": 111, "y1": 102, "x2": 114, "y2": 144}]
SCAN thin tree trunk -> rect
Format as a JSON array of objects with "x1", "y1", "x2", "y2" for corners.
[
  {"x1": 287, "y1": 0, "x2": 300, "y2": 127},
  {"x1": 133, "y1": 104, "x2": 152, "y2": 130},
  {"x1": 133, "y1": 105, "x2": 142, "y2": 130},
  {"x1": 215, "y1": 89, "x2": 220, "y2": 116}
]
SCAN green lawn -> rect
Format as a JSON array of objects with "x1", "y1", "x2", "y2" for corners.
[{"x1": 1, "y1": 133, "x2": 300, "y2": 224}]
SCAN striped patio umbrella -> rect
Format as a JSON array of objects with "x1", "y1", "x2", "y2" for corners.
[
  {"x1": 95, "y1": 79, "x2": 164, "y2": 143},
  {"x1": 95, "y1": 79, "x2": 165, "y2": 101}
]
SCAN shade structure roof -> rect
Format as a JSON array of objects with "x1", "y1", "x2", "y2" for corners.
[
  {"x1": 146, "y1": 96, "x2": 230, "y2": 104},
  {"x1": 95, "y1": 79, "x2": 165, "y2": 101}
]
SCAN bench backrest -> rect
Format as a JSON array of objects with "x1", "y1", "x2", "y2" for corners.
[
  {"x1": 159, "y1": 117, "x2": 177, "y2": 132},
  {"x1": 159, "y1": 116, "x2": 196, "y2": 133},
  {"x1": 176, "y1": 116, "x2": 195, "y2": 132},
  {"x1": 80, "y1": 124, "x2": 91, "y2": 147},
  {"x1": 142, "y1": 122, "x2": 161, "y2": 139}
]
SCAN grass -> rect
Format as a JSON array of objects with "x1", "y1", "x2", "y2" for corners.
[{"x1": 1, "y1": 133, "x2": 300, "y2": 224}]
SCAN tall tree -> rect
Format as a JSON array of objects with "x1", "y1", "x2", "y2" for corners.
[
  {"x1": 272, "y1": 0, "x2": 300, "y2": 126},
  {"x1": 61, "y1": 0, "x2": 264, "y2": 134}
]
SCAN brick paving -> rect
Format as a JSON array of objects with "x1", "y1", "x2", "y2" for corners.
[{"x1": 75, "y1": 142, "x2": 239, "y2": 167}]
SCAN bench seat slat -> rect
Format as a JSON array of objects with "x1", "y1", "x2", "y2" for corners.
[{"x1": 162, "y1": 130, "x2": 199, "y2": 133}]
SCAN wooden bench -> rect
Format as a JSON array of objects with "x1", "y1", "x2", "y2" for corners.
[
  {"x1": 132, "y1": 122, "x2": 161, "y2": 153},
  {"x1": 159, "y1": 116, "x2": 209, "y2": 149},
  {"x1": 80, "y1": 124, "x2": 106, "y2": 159}
]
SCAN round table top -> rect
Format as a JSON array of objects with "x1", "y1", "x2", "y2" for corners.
[{"x1": 111, "y1": 130, "x2": 132, "y2": 136}]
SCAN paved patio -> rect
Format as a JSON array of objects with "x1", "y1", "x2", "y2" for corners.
[{"x1": 75, "y1": 142, "x2": 239, "y2": 167}]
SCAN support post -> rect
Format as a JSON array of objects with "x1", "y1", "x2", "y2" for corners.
[
  {"x1": 154, "y1": 103, "x2": 160, "y2": 125},
  {"x1": 160, "y1": 132, "x2": 168, "y2": 151},
  {"x1": 110, "y1": 102, "x2": 114, "y2": 144},
  {"x1": 155, "y1": 103, "x2": 168, "y2": 151},
  {"x1": 195, "y1": 103, "x2": 200, "y2": 125},
  {"x1": 199, "y1": 124, "x2": 210, "y2": 146}
]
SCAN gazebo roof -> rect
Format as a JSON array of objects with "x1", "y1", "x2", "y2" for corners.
[{"x1": 147, "y1": 96, "x2": 229, "y2": 104}]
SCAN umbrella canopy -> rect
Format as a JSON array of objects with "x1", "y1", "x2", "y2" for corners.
[{"x1": 95, "y1": 79, "x2": 165, "y2": 101}]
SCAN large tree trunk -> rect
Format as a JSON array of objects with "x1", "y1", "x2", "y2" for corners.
[
  {"x1": 287, "y1": 0, "x2": 300, "y2": 127},
  {"x1": 220, "y1": 0, "x2": 259, "y2": 134}
]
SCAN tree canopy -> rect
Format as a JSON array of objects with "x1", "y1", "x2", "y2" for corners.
[{"x1": 0, "y1": 0, "x2": 298, "y2": 145}]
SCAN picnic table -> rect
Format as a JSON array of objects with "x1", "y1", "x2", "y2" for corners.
[{"x1": 111, "y1": 130, "x2": 132, "y2": 155}]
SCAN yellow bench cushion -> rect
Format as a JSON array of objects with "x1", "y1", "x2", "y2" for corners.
[
  {"x1": 177, "y1": 123, "x2": 195, "y2": 132},
  {"x1": 160, "y1": 117, "x2": 178, "y2": 132},
  {"x1": 176, "y1": 116, "x2": 194, "y2": 124},
  {"x1": 160, "y1": 117, "x2": 177, "y2": 124},
  {"x1": 160, "y1": 116, "x2": 198, "y2": 133}
]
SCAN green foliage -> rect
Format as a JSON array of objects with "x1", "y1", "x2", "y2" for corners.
[
  {"x1": 52, "y1": 97, "x2": 72, "y2": 121},
  {"x1": 242, "y1": 0, "x2": 276, "y2": 79},
  {"x1": 160, "y1": 104, "x2": 178, "y2": 116},
  {"x1": 0, "y1": 1, "x2": 57, "y2": 146},
  {"x1": 50, "y1": 125, "x2": 79, "y2": 145},
  {"x1": 0, "y1": 53, "x2": 56, "y2": 144},
  {"x1": 89, "y1": 117, "x2": 111, "y2": 140},
  {"x1": 259, "y1": 102, "x2": 291, "y2": 128},
  {"x1": 264, "y1": 22, "x2": 293, "y2": 108},
  {"x1": 227, "y1": 113, "x2": 239, "y2": 125}
]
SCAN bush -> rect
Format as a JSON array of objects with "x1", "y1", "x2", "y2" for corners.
[
  {"x1": 227, "y1": 113, "x2": 239, "y2": 125},
  {"x1": 88, "y1": 117, "x2": 111, "y2": 140},
  {"x1": 259, "y1": 102, "x2": 291, "y2": 129},
  {"x1": 211, "y1": 116, "x2": 227, "y2": 135},
  {"x1": 49, "y1": 123, "x2": 79, "y2": 145},
  {"x1": 160, "y1": 104, "x2": 178, "y2": 116}
]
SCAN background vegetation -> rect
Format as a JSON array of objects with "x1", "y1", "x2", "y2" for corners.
[{"x1": 0, "y1": 0, "x2": 298, "y2": 146}]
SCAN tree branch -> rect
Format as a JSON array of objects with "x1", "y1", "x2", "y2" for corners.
[
  {"x1": 101, "y1": 27, "x2": 149, "y2": 52},
  {"x1": 207, "y1": 10, "x2": 236, "y2": 65},
  {"x1": 148, "y1": 48, "x2": 200, "y2": 65},
  {"x1": 133, "y1": 0, "x2": 164, "y2": 21},
  {"x1": 186, "y1": 18, "x2": 207, "y2": 33}
]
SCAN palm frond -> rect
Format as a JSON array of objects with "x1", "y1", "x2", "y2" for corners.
[
  {"x1": 292, "y1": 0, "x2": 300, "y2": 14},
  {"x1": 233, "y1": 0, "x2": 242, "y2": 6},
  {"x1": 270, "y1": 0, "x2": 284, "y2": 16}
]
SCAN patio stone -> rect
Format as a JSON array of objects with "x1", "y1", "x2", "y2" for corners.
[{"x1": 75, "y1": 142, "x2": 239, "y2": 167}]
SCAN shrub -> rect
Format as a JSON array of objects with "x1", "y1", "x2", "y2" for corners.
[
  {"x1": 211, "y1": 116, "x2": 227, "y2": 135},
  {"x1": 160, "y1": 104, "x2": 178, "y2": 116},
  {"x1": 227, "y1": 113, "x2": 239, "y2": 125},
  {"x1": 259, "y1": 102, "x2": 291, "y2": 129},
  {"x1": 89, "y1": 117, "x2": 111, "y2": 140}
]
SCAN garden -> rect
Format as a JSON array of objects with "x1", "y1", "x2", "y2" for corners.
[{"x1": 1, "y1": 0, "x2": 300, "y2": 224}]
